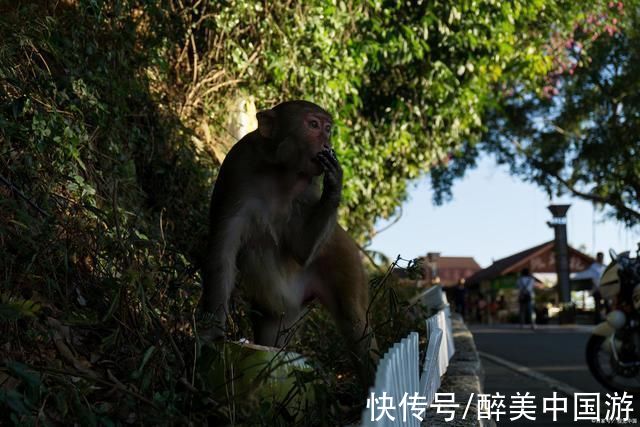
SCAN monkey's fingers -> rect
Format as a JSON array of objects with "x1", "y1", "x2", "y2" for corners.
[
  {"x1": 323, "y1": 151, "x2": 343, "y2": 178},
  {"x1": 318, "y1": 151, "x2": 340, "y2": 171},
  {"x1": 317, "y1": 152, "x2": 336, "y2": 172},
  {"x1": 317, "y1": 155, "x2": 338, "y2": 178}
]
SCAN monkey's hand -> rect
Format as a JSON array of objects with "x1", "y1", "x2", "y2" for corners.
[
  {"x1": 317, "y1": 149, "x2": 343, "y2": 206},
  {"x1": 290, "y1": 149, "x2": 341, "y2": 265}
]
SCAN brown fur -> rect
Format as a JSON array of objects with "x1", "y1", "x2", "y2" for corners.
[{"x1": 199, "y1": 100, "x2": 375, "y2": 382}]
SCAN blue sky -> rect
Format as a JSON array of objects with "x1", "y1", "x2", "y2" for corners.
[{"x1": 367, "y1": 156, "x2": 640, "y2": 268}]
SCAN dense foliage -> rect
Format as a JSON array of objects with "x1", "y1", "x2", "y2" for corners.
[
  {"x1": 0, "y1": 0, "x2": 607, "y2": 424},
  {"x1": 433, "y1": 0, "x2": 639, "y2": 226}
]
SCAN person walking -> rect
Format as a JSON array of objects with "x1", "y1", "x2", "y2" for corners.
[
  {"x1": 476, "y1": 293, "x2": 487, "y2": 323},
  {"x1": 454, "y1": 278, "x2": 467, "y2": 319},
  {"x1": 517, "y1": 268, "x2": 536, "y2": 330}
]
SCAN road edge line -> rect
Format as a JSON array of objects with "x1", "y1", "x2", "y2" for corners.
[{"x1": 479, "y1": 351, "x2": 585, "y2": 397}]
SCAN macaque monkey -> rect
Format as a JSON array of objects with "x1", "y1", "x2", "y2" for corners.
[{"x1": 199, "y1": 100, "x2": 375, "y2": 381}]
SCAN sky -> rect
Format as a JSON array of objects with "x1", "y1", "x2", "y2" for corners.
[{"x1": 367, "y1": 155, "x2": 640, "y2": 268}]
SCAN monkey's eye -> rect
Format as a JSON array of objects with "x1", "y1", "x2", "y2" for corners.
[
  {"x1": 325, "y1": 124, "x2": 332, "y2": 133},
  {"x1": 309, "y1": 120, "x2": 319, "y2": 129}
]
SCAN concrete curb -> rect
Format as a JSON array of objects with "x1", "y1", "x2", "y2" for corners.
[{"x1": 423, "y1": 313, "x2": 493, "y2": 427}]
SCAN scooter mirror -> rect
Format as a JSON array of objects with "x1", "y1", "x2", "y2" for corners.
[{"x1": 609, "y1": 248, "x2": 618, "y2": 262}]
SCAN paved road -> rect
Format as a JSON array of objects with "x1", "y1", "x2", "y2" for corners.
[
  {"x1": 470, "y1": 323, "x2": 638, "y2": 426},
  {"x1": 470, "y1": 323, "x2": 605, "y2": 393}
]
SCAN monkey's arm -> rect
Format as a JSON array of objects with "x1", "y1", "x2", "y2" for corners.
[{"x1": 288, "y1": 150, "x2": 343, "y2": 265}]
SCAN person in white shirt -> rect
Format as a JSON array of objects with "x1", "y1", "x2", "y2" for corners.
[
  {"x1": 572, "y1": 252, "x2": 606, "y2": 323},
  {"x1": 517, "y1": 268, "x2": 537, "y2": 329}
]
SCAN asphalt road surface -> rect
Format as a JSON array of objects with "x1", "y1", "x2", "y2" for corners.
[
  {"x1": 470, "y1": 323, "x2": 638, "y2": 426},
  {"x1": 471, "y1": 323, "x2": 605, "y2": 393}
]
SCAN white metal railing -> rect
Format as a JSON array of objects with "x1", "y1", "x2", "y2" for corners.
[
  {"x1": 363, "y1": 332, "x2": 420, "y2": 427},
  {"x1": 421, "y1": 308, "x2": 455, "y2": 403},
  {"x1": 361, "y1": 285, "x2": 455, "y2": 426},
  {"x1": 419, "y1": 323, "x2": 442, "y2": 405}
]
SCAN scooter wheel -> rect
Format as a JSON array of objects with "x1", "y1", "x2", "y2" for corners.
[{"x1": 586, "y1": 334, "x2": 640, "y2": 393}]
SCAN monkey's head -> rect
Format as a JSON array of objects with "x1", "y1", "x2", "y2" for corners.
[{"x1": 257, "y1": 100, "x2": 333, "y2": 177}]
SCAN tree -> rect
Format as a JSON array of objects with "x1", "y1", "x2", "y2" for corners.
[
  {"x1": 201, "y1": 0, "x2": 596, "y2": 239},
  {"x1": 0, "y1": 1, "x2": 614, "y2": 424},
  {"x1": 433, "y1": 1, "x2": 639, "y2": 226}
]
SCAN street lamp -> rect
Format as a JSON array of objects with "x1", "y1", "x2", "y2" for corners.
[{"x1": 547, "y1": 204, "x2": 571, "y2": 304}]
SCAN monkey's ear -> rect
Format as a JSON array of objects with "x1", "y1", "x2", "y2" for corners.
[{"x1": 256, "y1": 109, "x2": 277, "y2": 139}]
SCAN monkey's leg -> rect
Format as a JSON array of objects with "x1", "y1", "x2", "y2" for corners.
[
  {"x1": 331, "y1": 295, "x2": 378, "y2": 385},
  {"x1": 199, "y1": 223, "x2": 244, "y2": 341},
  {"x1": 251, "y1": 313, "x2": 284, "y2": 348},
  {"x1": 312, "y1": 228, "x2": 378, "y2": 386},
  {"x1": 251, "y1": 307, "x2": 301, "y2": 348}
]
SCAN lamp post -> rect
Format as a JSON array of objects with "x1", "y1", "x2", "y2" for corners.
[{"x1": 547, "y1": 204, "x2": 571, "y2": 304}]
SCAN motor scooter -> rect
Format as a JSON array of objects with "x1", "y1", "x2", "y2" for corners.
[{"x1": 586, "y1": 244, "x2": 640, "y2": 392}]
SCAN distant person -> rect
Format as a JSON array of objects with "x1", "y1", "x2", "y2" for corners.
[
  {"x1": 496, "y1": 294, "x2": 508, "y2": 323},
  {"x1": 454, "y1": 279, "x2": 467, "y2": 319},
  {"x1": 517, "y1": 268, "x2": 536, "y2": 330},
  {"x1": 477, "y1": 293, "x2": 487, "y2": 323},
  {"x1": 488, "y1": 297, "x2": 498, "y2": 325},
  {"x1": 497, "y1": 294, "x2": 506, "y2": 311},
  {"x1": 572, "y1": 252, "x2": 607, "y2": 323}
]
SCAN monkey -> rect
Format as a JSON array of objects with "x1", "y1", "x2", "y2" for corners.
[{"x1": 198, "y1": 100, "x2": 376, "y2": 382}]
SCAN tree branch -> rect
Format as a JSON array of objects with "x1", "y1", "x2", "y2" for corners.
[
  {"x1": 509, "y1": 139, "x2": 640, "y2": 223},
  {"x1": 538, "y1": 163, "x2": 640, "y2": 222},
  {"x1": 371, "y1": 205, "x2": 403, "y2": 237}
]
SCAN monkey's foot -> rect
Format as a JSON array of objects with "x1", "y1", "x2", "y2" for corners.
[{"x1": 194, "y1": 309, "x2": 224, "y2": 343}]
